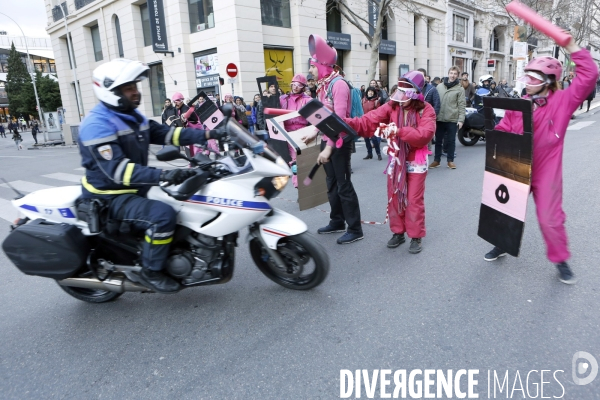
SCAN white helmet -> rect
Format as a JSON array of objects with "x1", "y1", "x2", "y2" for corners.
[
  {"x1": 92, "y1": 59, "x2": 149, "y2": 111},
  {"x1": 478, "y1": 74, "x2": 494, "y2": 86}
]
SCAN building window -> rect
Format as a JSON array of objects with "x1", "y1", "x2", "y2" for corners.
[
  {"x1": 381, "y1": 16, "x2": 388, "y2": 40},
  {"x1": 452, "y1": 56, "x2": 466, "y2": 74},
  {"x1": 326, "y1": 0, "x2": 342, "y2": 33},
  {"x1": 490, "y1": 28, "x2": 500, "y2": 52},
  {"x1": 0, "y1": 54, "x2": 9, "y2": 73},
  {"x1": 189, "y1": 0, "x2": 215, "y2": 33},
  {"x1": 140, "y1": 4, "x2": 152, "y2": 47},
  {"x1": 261, "y1": 0, "x2": 291, "y2": 28},
  {"x1": 148, "y1": 63, "x2": 166, "y2": 117},
  {"x1": 453, "y1": 15, "x2": 467, "y2": 43},
  {"x1": 114, "y1": 16, "x2": 124, "y2": 58},
  {"x1": 33, "y1": 56, "x2": 49, "y2": 73},
  {"x1": 90, "y1": 24, "x2": 103, "y2": 62},
  {"x1": 49, "y1": 60, "x2": 56, "y2": 73},
  {"x1": 414, "y1": 15, "x2": 418, "y2": 46},
  {"x1": 427, "y1": 19, "x2": 430, "y2": 48}
]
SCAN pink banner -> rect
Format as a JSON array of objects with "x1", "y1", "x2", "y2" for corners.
[{"x1": 481, "y1": 171, "x2": 530, "y2": 222}]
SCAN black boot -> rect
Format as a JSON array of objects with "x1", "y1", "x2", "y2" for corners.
[
  {"x1": 139, "y1": 269, "x2": 181, "y2": 293},
  {"x1": 377, "y1": 153, "x2": 382, "y2": 161},
  {"x1": 387, "y1": 233, "x2": 405, "y2": 248},
  {"x1": 363, "y1": 154, "x2": 373, "y2": 160}
]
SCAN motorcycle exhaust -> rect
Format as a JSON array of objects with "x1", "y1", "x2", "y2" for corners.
[{"x1": 57, "y1": 277, "x2": 151, "y2": 293}]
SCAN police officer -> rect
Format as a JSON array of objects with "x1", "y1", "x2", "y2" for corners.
[{"x1": 78, "y1": 59, "x2": 226, "y2": 293}]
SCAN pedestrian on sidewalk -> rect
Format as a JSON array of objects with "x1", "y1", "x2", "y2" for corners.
[
  {"x1": 301, "y1": 33, "x2": 364, "y2": 245},
  {"x1": 345, "y1": 71, "x2": 436, "y2": 254},
  {"x1": 12, "y1": 129, "x2": 23, "y2": 150},
  {"x1": 483, "y1": 37, "x2": 599, "y2": 285},
  {"x1": 430, "y1": 66, "x2": 465, "y2": 170},
  {"x1": 361, "y1": 86, "x2": 382, "y2": 160},
  {"x1": 579, "y1": 86, "x2": 596, "y2": 112},
  {"x1": 0, "y1": 123, "x2": 5, "y2": 138},
  {"x1": 31, "y1": 123, "x2": 39, "y2": 144}
]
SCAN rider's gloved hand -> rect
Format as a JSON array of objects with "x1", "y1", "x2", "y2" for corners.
[
  {"x1": 159, "y1": 169, "x2": 196, "y2": 185},
  {"x1": 208, "y1": 128, "x2": 227, "y2": 141}
]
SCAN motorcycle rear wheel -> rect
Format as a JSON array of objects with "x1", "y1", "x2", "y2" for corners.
[
  {"x1": 250, "y1": 232, "x2": 329, "y2": 290},
  {"x1": 458, "y1": 127, "x2": 480, "y2": 146},
  {"x1": 57, "y1": 271, "x2": 122, "y2": 303}
]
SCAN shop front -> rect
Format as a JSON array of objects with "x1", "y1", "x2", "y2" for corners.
[
  {"x1": 194, "y1": 49, "x2": 220, "y2": 97},
  {"x1": 379, "y1": 40, "x2": 396, "y2": 90},
  {"x1": 327, "y1": 31, "x2": 351, "y2": 72},
  {"x1": 449, "y1": 47, "x2": 473, "y2": 77}
]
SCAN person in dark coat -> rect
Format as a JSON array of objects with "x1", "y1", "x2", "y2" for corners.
[
  {"x1": 579, "y1": 86, "x2": 596, "y2": 112},
  {"x1": 418, "y1": 69, "x2": 441, "y2": 116},
  {"x1": 0, "y1": 123, "x2": 5, "y2": 138},
  {"x1": 161, "y1": 99, "x2": 177, "y2": 125}
]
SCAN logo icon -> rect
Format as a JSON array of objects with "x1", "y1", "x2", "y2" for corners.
[
  {"x1": 315, "y1": 113, "x2": 322, "y2": 120},
  {"x1": 572, "y1": 351, "x2": 598, "y2": 385},
  {"x1": 495, "y1": 184, "x2": 510, "y2": 204},
  {"x1": 272, "y1": 126, "x2": 278, "y2": 134},
  {"x1": 211, "y1": 117, "x2": 218, "y2": 123}
]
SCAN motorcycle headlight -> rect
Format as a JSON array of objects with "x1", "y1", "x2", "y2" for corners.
[{"x1": 255, "y1": 176, "x2": 289, "y2": 199}]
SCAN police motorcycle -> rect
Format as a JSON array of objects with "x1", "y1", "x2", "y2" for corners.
[
  {"x1": 2, "y1": 107, "x2": 329, "y2": 303},
  {"x1": 458, "y1": 75, "x2": 517, "y2": 146}
]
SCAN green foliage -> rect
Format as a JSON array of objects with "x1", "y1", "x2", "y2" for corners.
[
  {"x1": 36, "y1": 70, "x2": 62, "y2": 112},
  {"x1": 5, "y1": 42, "x2": 36, "y2": 119}
]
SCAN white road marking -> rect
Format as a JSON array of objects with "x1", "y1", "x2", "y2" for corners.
[
  {"x1": 74, "y1": 167, "x2": 85, "y2": 171},
  {"x1": 42, "y1": 173, "x2": 83, "y2": 183},
  {"x1": 0, "y1": 180, "x2": 55, "y2": 193},
  {"x1": 0, "y1": 198, "x2": 18, "y2": 223},
  {"x1": 0, "y1": 155, "x2": 35, "y2": 158},
  {"x1": 567, "y1": 121, "x2": 595, "y2": 131}
]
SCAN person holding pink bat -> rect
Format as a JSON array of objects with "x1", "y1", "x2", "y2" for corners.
[
  {"x1": 344, "y1": 71, "x2": 436, "y2": 254},
  {"x1": 483, "y1": 36, "x2": 599, "y2": 284}
]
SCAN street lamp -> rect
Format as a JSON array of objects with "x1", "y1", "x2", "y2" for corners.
[
  {"x1": 60, "y1": 4, "x2": 85, "y2": 121},
  {"x1": 0, "y1": 12, "x2": 44, "y2": 140}
]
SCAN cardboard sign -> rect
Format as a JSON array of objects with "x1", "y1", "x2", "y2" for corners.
[
  {"x1": 298, "y1": 100, "x2": 358, "y2": 142},
  {"x1": 477, "y1": 97, "x2": 533, "y2": 257},
  {"x1": 296, "y1": 144, "x2": 328, "y2": 211},
  {"x1": 195, "y1": 94, "x2": 225, "y2": 130}
]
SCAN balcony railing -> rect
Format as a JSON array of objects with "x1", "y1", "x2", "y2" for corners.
[
  {"x1": 75, "y1": 0, "x2": 96, "y2": 10},
  {"x1": 473, "y1": 37, "x2": 482, "y2": 49},
  {"x1": 52, "y1": 3, "x2": 68, "y2": 23}
]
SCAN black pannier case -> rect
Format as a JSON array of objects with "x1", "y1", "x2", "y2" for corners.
[{"x1": 2, "y1": 219, "x2": 90, "y2": 279}]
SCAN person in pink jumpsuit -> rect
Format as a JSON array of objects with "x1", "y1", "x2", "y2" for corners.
[
  {"x1": 483, "y1": 37, "x2": 599, "y2": 284},
  {"x1": 345, "y1": 71, "x2": 436, "y2": 253},
  {"x1": 280, "y1": 74, "x2": 311, "y2": 188}
]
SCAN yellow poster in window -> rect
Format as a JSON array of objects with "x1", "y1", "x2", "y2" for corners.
[{"x1": 264, "y1": 48, "x2": 294, "y2": 91}]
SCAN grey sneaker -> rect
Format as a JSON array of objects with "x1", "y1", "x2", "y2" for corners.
[
  {"x1": 484, "y1": 247, "x2": 507, "y2": 261},
  {"x1": 387, "y1": 233, "x2": 405, "y2": 248},
  {"x1": 556, "y1": 262, "x2": 577, "y2": 284},
  {"x1": 408, "y1": 238, "x2": 422, "y2": 254}
]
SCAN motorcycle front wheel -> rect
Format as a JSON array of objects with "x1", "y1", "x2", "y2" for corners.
[
  {"x1": 250, "y1": 232, "x2": 329, "y2": 290},
  {"x1": 458, "y1": 127, "x2": 480, "y2": 146}
]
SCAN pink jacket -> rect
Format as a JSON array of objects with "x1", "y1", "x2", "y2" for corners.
[
  {"x1": 495, "y1": 49, "x2": 598, "y2": 187},
  {"x1": 345, "y1": 102, "x2": 437, "y2": 161},
  {"x1": 317, "y1": 78, "x2": 352, "y2": 147},
  {"x1": 279, "y1": 93, "x2": 311, "y2": 132}
]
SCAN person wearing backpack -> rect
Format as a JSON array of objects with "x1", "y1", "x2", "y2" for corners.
[
  {"x1": 345, "y1": 71, "x2": 436, "y2": 254},
  {"x1": 12, "y1": 129, "x2": 23, "y2": 150},
  {"x1": 301, "y1": 34, "x2": 364, "y2": 245}
]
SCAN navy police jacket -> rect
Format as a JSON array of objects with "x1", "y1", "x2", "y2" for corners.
[{"x1": 78, "y1": 103, "x2": 209, "y2": 199}]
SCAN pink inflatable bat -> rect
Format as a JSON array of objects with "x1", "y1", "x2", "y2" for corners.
[{"x1": 505, "y1": 1, "x2": 571, "y2": 47}]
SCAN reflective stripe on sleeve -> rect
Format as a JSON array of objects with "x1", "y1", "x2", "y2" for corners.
[
  {"x1": 81, "y1": 177, "x2": 138, "y2": 195},
  {"x1": 113, "y1": 158, "x2": 131, "y2": 184},
  {"x1": 123, "y1": 163, "x2": 135, "y2": 186},
  {"x1": 172, "y1": 127, "x2": 182, "y2": 146}
]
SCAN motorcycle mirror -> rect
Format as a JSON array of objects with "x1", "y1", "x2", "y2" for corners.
[
  {"x1": 156, "y1": 146, "x2": 187, "y2": 162},
  {"x1": 221, "y1": 103, "x2": 233, "y2": 119}
]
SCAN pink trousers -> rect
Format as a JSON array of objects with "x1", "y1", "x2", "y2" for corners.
[{"x1": 388, "y1": 172, "x2": 427, "y2": 238}]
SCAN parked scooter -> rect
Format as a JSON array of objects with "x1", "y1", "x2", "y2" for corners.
[{"x1": 2, "y1": 113, "x2": 330, "y2": 304}]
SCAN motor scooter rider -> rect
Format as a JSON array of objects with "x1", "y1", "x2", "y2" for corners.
[
  {"x1": 78, "y1": 59, "x2": 227, "y2": 293},
  {"x1": 473, "y1": 75, "x2": 494, "y2": 110}
]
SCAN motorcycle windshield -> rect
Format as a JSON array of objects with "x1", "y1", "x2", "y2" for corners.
[
  {"x1": 476, "y1": 88, "x2": 491, "y2": 96},
  {"x1": 226, "y1": 119, "x2": 281, "y2": 163}
]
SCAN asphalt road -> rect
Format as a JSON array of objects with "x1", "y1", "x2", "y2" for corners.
[{"x1": 0, "y1": 105, "x2": 599, "y2": 399}]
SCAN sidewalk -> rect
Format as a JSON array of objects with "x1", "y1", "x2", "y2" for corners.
[
  {"x1": 572, "y1": 97, "x2": 600, "y2": 118},
  {"x1": 0, "y1": 129, "x2": 71, "y2": 150}
]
